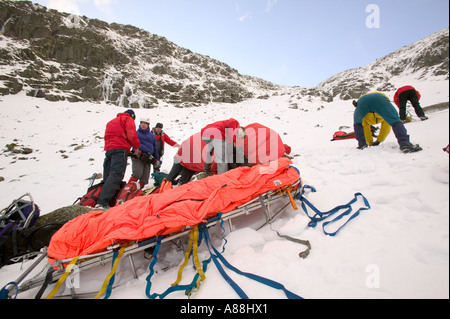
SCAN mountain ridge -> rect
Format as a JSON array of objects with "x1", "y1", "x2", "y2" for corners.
[{"x1": 0, "y1": 1, "x2": 448, "y2": 107}]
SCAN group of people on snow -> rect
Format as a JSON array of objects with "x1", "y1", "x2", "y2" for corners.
[
  {"x1": 94, "y1": 112, "x2": 251, "y2": 209},
  {"x1": 94, "y1": 110, "x2": 180, "y2": 209},
  {"x1": 94, "y1": 84, "x2": 428, "y2": 209}
]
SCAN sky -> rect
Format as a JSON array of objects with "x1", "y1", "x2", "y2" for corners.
[{"x1": 30, "y1": 0, "x2": 449, "y2": 88}]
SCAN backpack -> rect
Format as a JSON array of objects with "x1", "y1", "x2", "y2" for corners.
[
  {"x1": 151, "y1": 172, "x2": 167, "y2": 187},
  {"x1": 0, "y1": 194, "x2": 40, "y2": 237},
  {"x1": 75, "y1": 182, "x2": 125, "y2": 207},
  {"x1": 75, "y1": 182, "x2": 105, "y2": 207},
  {"x1": 0, "y1": 194, "x2": 42, "y2": 267},
  {"x1": 116, "y1": 182, "x2": 144, "y2": 204},
  {"x1": 0, "y1": 222, "x2": 64, "y2": 268}
]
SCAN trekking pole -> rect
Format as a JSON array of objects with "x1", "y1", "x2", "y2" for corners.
[{"x1": 88, "y1": 173, "x2": 97, "y2": 188}]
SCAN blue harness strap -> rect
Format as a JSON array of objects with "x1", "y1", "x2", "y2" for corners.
[
  {"x1": 145, "y1": 212, "x2": 303, "y2": 299},
  {"x1": 103, "y1": 247, "x2": 120, "y2": 299},
  {"x1": 296, "y1": 186, "x2": 371, "y2": 236},
  {"x1": 0, "y1": 282, "x2": 18, "y2": 300},
  {"x1": 200, "y1": 224, "x2": 303, "y2": 299},
  {"x1": 145, "y1": 236, "x2": 164, "y2": 298}
]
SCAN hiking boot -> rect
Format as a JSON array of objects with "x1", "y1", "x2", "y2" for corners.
[
  {"x1": 402, "y1": 116, "x2": 413, "y2": 124},
  {"x1": 420, "y1": 116, "x2": 429, "y2": 121},
  {"x1": 400, "y1": 144, "x2": 423, "y2": 154},
  {"x1": 95, "y1": 204, "x2": 110, "y2": 210},
  {"x1": 357, "y1": 143, "x2": 368, "y2": 150}
]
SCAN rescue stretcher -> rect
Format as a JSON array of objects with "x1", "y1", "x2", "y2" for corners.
[{"x1": 2, "y1": 172, "x2": 302, "y2": 299}]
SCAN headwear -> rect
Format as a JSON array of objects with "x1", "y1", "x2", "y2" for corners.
[
  {"x1": 124, "y1": 109, "x2": 136, "y2": 120},
  {"x1": 155, "y1": 123, "x2": 163, "y2": 128},
  {"x1": 140, "y1": 117, "x2": 151, "y2": 124}
]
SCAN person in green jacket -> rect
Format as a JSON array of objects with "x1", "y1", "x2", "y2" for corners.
[{"x1": 353, "y1": 93, "x2": 422, "y2": 153}]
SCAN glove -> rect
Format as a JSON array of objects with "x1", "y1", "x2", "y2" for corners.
[
  {"x1": 130, "y1": 149, "x2": 142, "y2": 160},
  {"x1": 140, "y1": 153, "x2": 155, "y2": 164}
]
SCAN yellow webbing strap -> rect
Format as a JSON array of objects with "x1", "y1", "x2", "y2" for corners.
[
  {"x1": 94, "y1": 246, "x2": 126, "y2": 299},
  {"x1": 45, "y1": 256, "x2": 79, "y2": 299},
  {"x1": 171, "y1": 225, "x2": 206, "y2": 297},
  {"x1": 189, "y1": 226, "x2": 206, "y2": 297},
  {"x1": 172, "y1": 226, "x2": 196, "y2": 286}
]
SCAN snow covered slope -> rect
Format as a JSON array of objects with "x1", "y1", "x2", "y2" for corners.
[{"x1": 0, "y1": 81, "x2": 448, "y2": 299}]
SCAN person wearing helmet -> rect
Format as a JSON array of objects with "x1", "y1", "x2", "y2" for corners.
[{"x1": 129, "y1": 117, "x2": 160, "y2": 189}]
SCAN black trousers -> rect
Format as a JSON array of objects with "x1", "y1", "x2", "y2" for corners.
[
  {"x1": 398, "y1": 89, "x2": 425, "y2": 120},
  {"x1": 97, "y1": 149, "x2": 128, "y2": 206},
  {"x1": 166, "y1": 162, "x2": 195, "y2": 185}
]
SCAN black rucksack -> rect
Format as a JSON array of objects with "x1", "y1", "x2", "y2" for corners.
[
  {"x1": 0, "y1": 222, "x2": 64, "y2": 267},
  {"x1": 0, "y1": 194, "x2": 42, "y2": 267}
]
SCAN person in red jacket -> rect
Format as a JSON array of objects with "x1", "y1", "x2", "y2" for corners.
[
  {"x1": 201, "y1": 118, "x2": 246, "y2": 174},
  {"x1": 151, "y1": 122, "x2": 180, "y2": 172},
  {"x1": 96, "y1": 109, "x2": 140, "y2": 209},
  {"x1": 394, "y1": 85, "x2": 428, "y2": 122}
]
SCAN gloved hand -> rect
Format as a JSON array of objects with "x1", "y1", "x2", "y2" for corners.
[
  {"x1": 140, "y1": 153, "x2": 155, "y2": 164},
  {"x1": 130, "y1": 149, "x2": 142, "y2": 160}
]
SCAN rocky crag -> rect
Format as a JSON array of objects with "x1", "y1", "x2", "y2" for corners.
[{"x1": 1, "y1": 1, "x2": 448, "y2": 107}]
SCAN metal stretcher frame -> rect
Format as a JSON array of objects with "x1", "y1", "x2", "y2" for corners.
[{"x1": 7, "y1": 182, "x2": 300, "y2": 299}]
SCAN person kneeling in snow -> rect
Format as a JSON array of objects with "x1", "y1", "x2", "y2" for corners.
[{"x1": 353, "y1": 93, "x2": 422, "y2": 153}]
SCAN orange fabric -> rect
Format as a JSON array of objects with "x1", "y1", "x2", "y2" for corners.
[{"x1": 47, "y1": 158, "x2": 299, "y2": 261}]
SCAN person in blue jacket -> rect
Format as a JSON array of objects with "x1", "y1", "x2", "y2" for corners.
[
  {"x1": 129, "y1": 117, "x2": 160, "y2": 189},
  {"x1": 353, "y1": 93, "x2": 422, "y2": 153}
]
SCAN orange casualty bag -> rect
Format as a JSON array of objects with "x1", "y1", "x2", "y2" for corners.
[{"x1": 47, "y1": 158, "x2": 300, "y2": 261}]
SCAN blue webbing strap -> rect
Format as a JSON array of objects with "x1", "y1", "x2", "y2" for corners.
[
  {"x1": 217, "y1": 213, "x2": 228, "y2": 253},
  {"x1": 296, "y1": 186, "x2": 371, "y2": 236},
  {"x1": 103, "y1": 248, "x2": 120, "y2": 299},
  {"x1": 0, "y1": 282, "x2": 18, "y2": 300},
  {"x1": 200, "y1": 224, "x2": 303, "y2": 299},
  {"x1": 145, "y1": 236, "x2": 163, "y2": 298}
]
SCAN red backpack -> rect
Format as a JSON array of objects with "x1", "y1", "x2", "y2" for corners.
[
  {"x1": 115, "y1": 182, "x2": 144, "y2": 205},
  {"x1": 75, "y1": 182, "x2": 124, "y2": 208}
]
